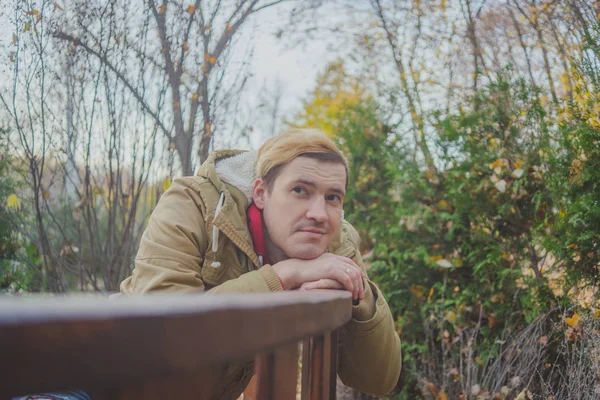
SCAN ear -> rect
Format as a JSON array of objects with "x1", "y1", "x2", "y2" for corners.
[{"x1": 252, "y1": 178, "x2": 267, "y2": 209}]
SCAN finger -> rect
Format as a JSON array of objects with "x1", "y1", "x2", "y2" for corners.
[
  {"x1": 329, "y1": 257, "x2": 357, "y2": 297},
  {"x1": 351, "y1": 269, "x2": 362, "y2": 300},
  {"x1": 320, "y1": 278, "x2": 344, "y2": 290},
  {"x1": 339, "y1": 264, "x2": 361, "y2": 300},
  {"x1": 342, "y1": 264, "x2": 359, "y2": 300},
  {"x1": 333, "y1": 269, "x2": 355, "y2": 297},
  {"x1": 304, "y1": 279, "x2": 344, "y2": 291},
  {"x1": 343, "y1": 260, "x2": 366, "y2": 299},
  {"x1": 352, "y1": 271, "x2": 360, "y2": 300},
  {"x1": 338, "y1": 256, "x2": 367, "y2": 278},
  {"x1": 337, "y1": 266, "x2": 357, "y2": 299},
  {"x1": 353, "y1": 271, "x2": 365, "y2": 299}
]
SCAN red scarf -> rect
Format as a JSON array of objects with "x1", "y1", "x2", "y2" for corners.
[
  {"x1": 247, "y1": 203, "x2": 267, "y2": 265},
  {"x1": 247, "y1": 203, "x2": 285, "y2": 290}
]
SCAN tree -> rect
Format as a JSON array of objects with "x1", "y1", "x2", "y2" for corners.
[
  {"x1": 1, "y1": 0, "x2": 322, "y2": 291},
  {"x1": 53, "y1": 0, "x2": 302, "y2": 175},
  {"x1": 1, "y1": 1, "x2": 161, "y2": 291}
]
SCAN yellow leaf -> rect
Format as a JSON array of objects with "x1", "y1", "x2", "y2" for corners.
[
  {"x1": 437, "y1": 199, "x2": 451, "y2": 211},
  {"x1": 183, "y1": 41, "x2": 189, "y2": 52},
  {"x1": 488, "y1": 158, "x2": 506, "y2": 170},
  {"x1": 410, "y1": 285, "x2": 426, "y2": 299},
  {"x1": 514, "y1": 159, "x2": 525, "y2": 169},
  {"x1": 192, "y1": 92, "x2": 199, "y2": 100},
  {"x1": 209, "y1": 56, "x2": 216, "y2": 64},
  {"x1": 565, "y1": 313, "x2": 579, "y2": 327},
  {"x1": 186, "y1": 5, "x2": 196, "y2": 14},
  {"x1": 430, "y1": 255, "x2": 443, "y2": 261},
  {"x1": 162, "y1": 178, "x2": 172, "y2": 191},
  {"x1": 205, "y1": 123, "x2": 211, "y2": 135},
  {"x1": 159, "y1": 4, "x2": 166, "y2": 14},
  {"x1": 593, "y1": 309, "x2": 599, "y2": 319},
  {"x1": 43, "y1": 190, "x2": 50, "y2": 200},
  {"x1": 23, "y1": 22, "x2": 31, "y2": 33},
  {"x1": 475, "y1": 356, "x2": 484, "y2": 365},
  {"x1": 428, "y1": 287, "x2": 434, "y2": 302},
  {"x1": 438, "y1": 392, "x2": 448, "y2": 400},
  {"x1": 7, "y1": 194, "x2": 21, "y2": 209},
  {"x1": 445, "y1": 310, "x2": 457, "y2": 324}
]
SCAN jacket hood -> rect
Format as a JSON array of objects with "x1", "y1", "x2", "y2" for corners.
[{"x1": 197, "y1": 149, "x2": 257, "y2": 204}]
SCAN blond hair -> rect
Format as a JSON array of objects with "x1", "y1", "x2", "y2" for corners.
[{"x1": 256, "y1": 128, "x2": 348, "y2": 189}]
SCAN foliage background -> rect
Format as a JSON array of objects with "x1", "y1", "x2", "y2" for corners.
[{"x1": 1, "y1": 0, "x2": 599, "y2": 398}]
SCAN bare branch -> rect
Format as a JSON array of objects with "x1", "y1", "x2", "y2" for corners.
[{"x1": 53, "y1": 31, "x2": 173, "y2": 141}]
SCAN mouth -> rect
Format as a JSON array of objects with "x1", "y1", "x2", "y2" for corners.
[
  {"x1": 298, "y1": 228, "x2": 327, "y2": 234},
  {"x1": 297, "y1": 229, "x2": 327, "y2": 238}
]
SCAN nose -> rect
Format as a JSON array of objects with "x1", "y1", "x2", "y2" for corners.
[{"x1": 306, "y1": 196, "x2": 329, "y2": 224}]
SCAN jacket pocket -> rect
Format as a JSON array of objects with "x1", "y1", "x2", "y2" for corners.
[{"x1": 200, "y1": 241, "x2": 248, "y2": 286}]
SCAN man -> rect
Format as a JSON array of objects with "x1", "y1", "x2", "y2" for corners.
[{"x1": 119, "y1": 128, "x2": 402, "y2": 399}]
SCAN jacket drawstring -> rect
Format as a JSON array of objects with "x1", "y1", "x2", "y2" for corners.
[{"x1": 211, "y1": 191, "x2": 225, "y2": 268}]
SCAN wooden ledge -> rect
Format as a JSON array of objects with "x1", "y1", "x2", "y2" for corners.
[{"x1": 0, "y1": 290, "x2": 352, "y2": 397}]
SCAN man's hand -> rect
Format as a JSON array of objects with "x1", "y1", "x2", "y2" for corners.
[{"x1": 272, "y1": 253, "x2": 366, "y2": 300}]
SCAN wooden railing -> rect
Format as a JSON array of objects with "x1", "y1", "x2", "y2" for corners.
[{"x1": 0, "y1": 290, "x2": 352, "y2": 399}]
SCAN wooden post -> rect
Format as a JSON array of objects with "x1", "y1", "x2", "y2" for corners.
[
  {"x1": 250, "y1": 343, "x2": 298, "y2": 400},
  {"x1": 243, "y1": 375, "x2": 259, "y2": 399},
  {"x1": 301, "y1": 330, "x2": 338, "y2": 400}
]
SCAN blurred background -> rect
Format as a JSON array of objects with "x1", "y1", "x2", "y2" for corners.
[{"x1": 1, "y1": 0, "x2": 599, "y2": 398}]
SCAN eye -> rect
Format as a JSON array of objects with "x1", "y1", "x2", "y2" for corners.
[
  {"x1": 327, "y1": 194, "x2": 342, "y2": 204},
  {"x1": 293, "y1": 187, "x2": 306, "y2": 195}
]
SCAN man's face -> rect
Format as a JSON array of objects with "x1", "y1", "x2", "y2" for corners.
[{"x1": 253, "y1": 156, "x2": 346, "y2": 261}]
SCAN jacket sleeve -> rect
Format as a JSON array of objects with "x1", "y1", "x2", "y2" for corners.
[
  {"x1": 337, "y1": 225, "x2": 402, "y2": 397},
  {"x1": 118, "y1": 178, "x2": 283, "y2": 296}
]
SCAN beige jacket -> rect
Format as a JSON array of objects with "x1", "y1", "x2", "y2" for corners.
[{"x1": 120, "y1": 150, "x2": 401, "y2": 399}]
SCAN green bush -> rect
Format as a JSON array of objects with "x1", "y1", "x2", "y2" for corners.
[
  {"x1": 0, "y1": 128, "x2": 41, "y2": 293},
  {"x1": 332, "y1": 74, "x2": 600, "y2": 398},
  {"x1": 544, "y1": 71, "x2": 600, "y2": 294}
]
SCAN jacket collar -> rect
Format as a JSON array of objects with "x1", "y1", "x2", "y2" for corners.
[{"x1": 197, "y1": 150, "x2": 261, "y2": 268}]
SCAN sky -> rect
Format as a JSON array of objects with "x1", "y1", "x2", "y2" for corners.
[
  {"x1": 0, "y1": 1, "x2": 340, "y2": 151},
  {"x1": 233, "y1": 3, "x2": 338, "y2": 149},
  {"x1": 0, "y1": 0, "x2": 355, "y2": 182}
]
